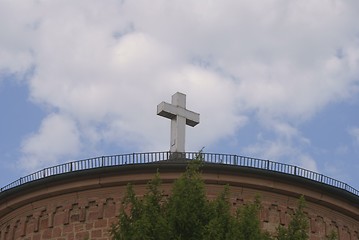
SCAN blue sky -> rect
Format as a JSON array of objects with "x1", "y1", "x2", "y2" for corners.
[{"x1": 0, "y1": 0, "x2": 359, "y2": 191}]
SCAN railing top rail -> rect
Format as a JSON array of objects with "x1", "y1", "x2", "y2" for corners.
[{"x1": 1, "y1": 151, "x2": 358, "y2": 198}]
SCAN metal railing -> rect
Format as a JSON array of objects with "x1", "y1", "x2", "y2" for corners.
[{"x1": 1, "y1": 152, "x2": 358, "y2": 197}]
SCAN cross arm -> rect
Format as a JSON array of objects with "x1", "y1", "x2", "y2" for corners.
[
  {"x1": 185, "y1": 112, "x2": 199, "y2": 127},
  {"x1": 157, "y1": 102, "x2": 177, "y2": 119},
  {"x1": 157, "y1": 102, "x2": 200, "y2": 127}
]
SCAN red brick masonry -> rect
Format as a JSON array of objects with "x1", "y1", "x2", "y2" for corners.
[{"x1": 0, "y1": 161, "x2": 358, "y2": 240}]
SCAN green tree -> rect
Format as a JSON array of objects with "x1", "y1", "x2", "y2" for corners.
[
  {"x1": 111, "y1": 157, "x2": 309, "y2": 240},
  {"x1": 235, "y1": 196, "x2": 272, "y2": 240},
  {"x1": 326, "y1": 230, "x2": 338, "y2": 240},
  {"x1": 110, "y1": 173, "x2": 170, "y2": 240},
  {"x1": 276, "y1": 196, "x2": 309, "y2": 240},
  {"x1": 165, "y1": 159, "x2": 211, "y2": 240},
  {"x1": 203, "y1": 186, "x2": 237, "y2": 240}
]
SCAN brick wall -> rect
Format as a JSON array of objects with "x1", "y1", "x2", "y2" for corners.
[{"x1": 0, "y1": 162, "x2": 358, "y2": 240}]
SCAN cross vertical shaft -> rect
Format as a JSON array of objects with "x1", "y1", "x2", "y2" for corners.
[{"x1": 157, "y1": 92, "x2": 200, "y2": 153}]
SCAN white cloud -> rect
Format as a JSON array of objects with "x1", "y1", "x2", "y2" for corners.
[
  {"x1": 20, "y1": 114, "x2": 81, "y2": 171},
  {"x1": 0, "y1": 1, "x2": 36, "y2": 79},
  {"x1": 243, "y1": 138, "x2": 317, "y2": 172},
  {"x1": 297, "y1": 155, "x2": 318, "y2": 172},
  {"x1": 349, "y1": 127, "x2": 359, "y2": 145},
  {"x1": 1, "y1": 0, "x2": 359, "y2": 170}
]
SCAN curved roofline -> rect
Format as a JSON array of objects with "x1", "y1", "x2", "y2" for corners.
[{"x1": 1, "y1": 151, "x2": 358, "y2": 198}]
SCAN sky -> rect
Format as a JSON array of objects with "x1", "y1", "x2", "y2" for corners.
[{"x1": 0, "y1": 0, "x2": 358, "y2": 191}]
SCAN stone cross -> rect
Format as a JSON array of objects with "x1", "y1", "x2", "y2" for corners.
[{"x1": 157, "y1": 92, "x2": 200, "y2": 153}]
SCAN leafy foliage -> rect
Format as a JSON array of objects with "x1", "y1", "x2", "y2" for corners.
[
  {"x1": 111, "y1": 158, "x2": 311, "y2": 240},
  {"x1": 276, "y1": 196, "x2": 309, "y2": 240},
  {"x1": 165, "y1": 159, "x2": 210, "y2": 240},
  {"x1": 111, "y1": 173, "x2": 170, "y2": 240},
  {"x1": 235, "y1": 196, "x2": 273, "y2": 240},
  {"x1": 326, "y1": 230, "x2": 338, "y2": 240},
  {"x1": 203, "y1": 186, "x2": 234, "y2": 240}
]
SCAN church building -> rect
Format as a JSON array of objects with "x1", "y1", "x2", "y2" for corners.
[{"x1": 0, "y1": 93, "x2": 358, "y2": 239}]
